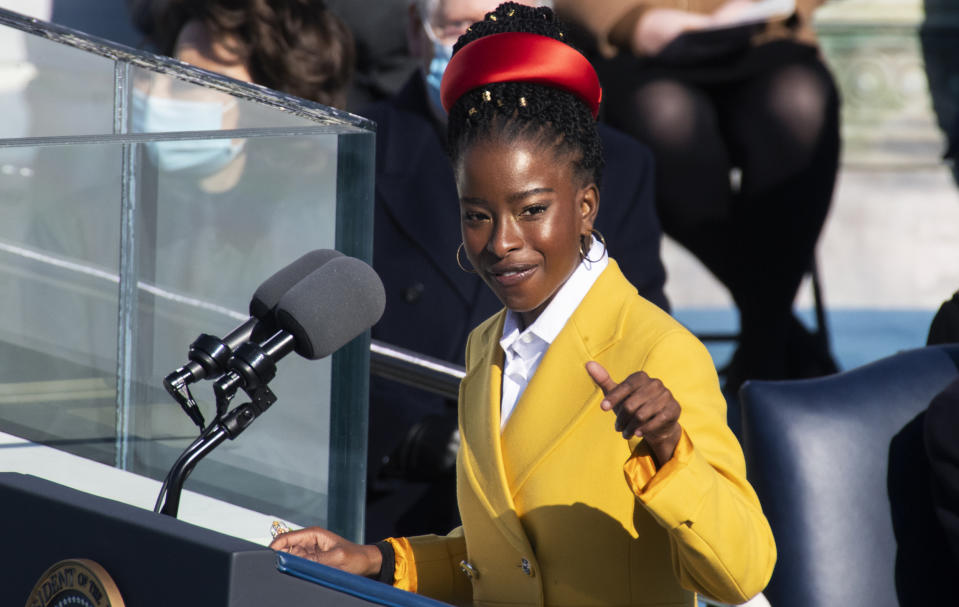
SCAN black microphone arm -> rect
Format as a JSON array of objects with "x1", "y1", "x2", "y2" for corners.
[
  {"x1": 161, "y1": 249, "x2": 344, "y2": 429},
  {"x1": 155, "y1": 398, "x2": 269, "y2": 517},
  {"x1": 163, "y1": 318, "x2": 259, "y2": 428},
  {"x1": 156, "y1": 331, "x2": 302, "y2": 518},
  {"x1": 155, "y1": 256, "x2": 385, "y2": 518},
  {"x1": 212, "y1": 331, "x2": 296, "y2": 416}
]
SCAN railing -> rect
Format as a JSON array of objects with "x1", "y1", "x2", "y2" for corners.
[{"x1": 369, "y1": 340, "x2": 464, "y2": 401}]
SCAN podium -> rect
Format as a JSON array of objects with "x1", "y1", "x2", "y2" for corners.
[{"x1": 1, "y1": 473, "x2": 448, "y2": 607}]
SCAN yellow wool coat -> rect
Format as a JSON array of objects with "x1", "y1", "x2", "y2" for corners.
[{"x1": 389, "y1": 260, "x2": 775, "y2": 606}]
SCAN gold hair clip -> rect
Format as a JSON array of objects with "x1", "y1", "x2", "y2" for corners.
[
  {"x1": 519, "y1": 96, "x2": 527, "y2": 107},
  {"x1": 559, "y1": 32, "x2": 565, "y2": 38},
  {"x1": 468, "y1": 107, "x2": 478, "y2": 116},
  {"x1": 489, "y1": 14, "x2": 497, "y2": 21},
  {"x1": 508, "y1": 9, "x2": 515, "y2": 16},
  {"x1": 482, "y1": 90, "x2": 492, "y2": 102}
]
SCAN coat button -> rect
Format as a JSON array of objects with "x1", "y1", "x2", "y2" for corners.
[
  {"x1": 459, "y1": 560, "x2": 478, "y2": 580},
  {"x1": 403, "y1": 282, "x2": 425, "y2": 303},
  {"x1": 519, "y1": 558, "x2": 534, "y2": 577}
]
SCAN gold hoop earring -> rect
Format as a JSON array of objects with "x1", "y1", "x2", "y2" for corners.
[
  {"x1": 581, "y1": 228, "x2": 607, "y2": 263},
  {"x1": 456, "y1": 243, "x2": 477, "y2": 274}
]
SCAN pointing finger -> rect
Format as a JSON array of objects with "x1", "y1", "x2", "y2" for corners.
[
  {"x1": 585, "y1": 361, "x2": 616, "y2": 393},
  {"x1": 586, "y1": 361, "x2": 618, "y2": 411},
  {"x1": 586, "y1": 361, "x2": 619, "y2": 394}
]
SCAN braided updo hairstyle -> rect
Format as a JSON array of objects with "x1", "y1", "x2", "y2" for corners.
[{"x1": 446, "y1": 2, "x2": 605, "y2": 187}]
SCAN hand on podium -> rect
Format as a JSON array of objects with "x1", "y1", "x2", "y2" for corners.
[{"x1": 270, "y1": 526, "x2": 383, "y2": 578}]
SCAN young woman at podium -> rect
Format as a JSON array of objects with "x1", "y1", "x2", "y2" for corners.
[{"x1": 271, "y1": 4, "x2": 775, "y2": 605}]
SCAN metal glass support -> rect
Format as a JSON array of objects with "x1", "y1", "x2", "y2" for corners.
[
  {"x1": 369, "y1": 340, "x2": 464, "y2": 401},
  {"x1": 328, "y1": 131, "x2": 376, "y2": 542},
  {"x1": 114, "y1": 60, "x2": 138, "y2": 470}
]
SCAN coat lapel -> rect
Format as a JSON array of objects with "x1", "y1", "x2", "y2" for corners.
[
  {"x1": 458, "y1": 312, "x2": 536, "y2": 556},
  {"x1": 457, "y1": 262, "x2": 635, "y2": 556},
  {"x1": 501, "y1": 262, "x2": 632, "y2": 494}
]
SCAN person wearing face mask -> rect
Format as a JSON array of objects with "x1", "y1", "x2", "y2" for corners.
[
  {"x1": 131, "y1": 92, "x2": 244, "y2": 177},
  {"x1": 129, "y1": 0, "x2": 354, "y2": 183},
  {"x1": 359, "y1": 0, "x2": 669, "y2": 542},
  {"x1": 419, "y1": 10, "x2": 453, "y2": 119},
  {"x1": 117, "y1": 0, "x2": 355, "y2": 293}
]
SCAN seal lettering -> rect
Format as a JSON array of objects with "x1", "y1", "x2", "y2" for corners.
[{"x1": 25, "y1": 559, "x2": 124, "y2": 607}]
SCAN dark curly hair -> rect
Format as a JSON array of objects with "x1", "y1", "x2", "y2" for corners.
[
  {"x1": 446, "y1": 2, "x2": 604, "y2": 187},
  {"x1": 131, "y1": 0, "x2": 354, "y2": 108}
]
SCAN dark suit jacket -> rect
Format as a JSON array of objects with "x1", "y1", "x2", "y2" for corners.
[
  {"x1": 925, "y1": 376, "x2": 959, "y2": 570},
  {"x1": 360, "y1": 72, "x2": 668, "y2": 541},
  {"x1": 325, "y1": 0, "x2": 418, "y2": 109}
]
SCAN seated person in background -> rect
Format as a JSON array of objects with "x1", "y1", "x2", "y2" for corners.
[
  {"x1": 925, "y1": 375, "x2": 959, "y2": 573},
  {"x1": 554, "y1": 0, "x2": 841, "y2": 390},
  {"x1": 925, "y1": 294, "x2": 959, "y2": 573},
  {"x1": 128, "y1": 0, "x2": 354, "y2": 190},
  {"x1": 325, "y1": 0, "x2": 420, "y2": 109},
  {"x1": 120, "y1": 0, "x2": 356, "y2": 294},
  {"x1": 272, "y1": 6, "x2": 775, "y2": 606},
  {"x1": 130, "y1": 0, "x2": 354, "y2": 108},
  {"x1": 361, "y1": 0, "x2": 670, "y2": 541}
]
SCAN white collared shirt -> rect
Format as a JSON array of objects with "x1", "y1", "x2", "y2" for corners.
[{"x1": 498, "y1": 239, "x2": 608, "y2": 429}]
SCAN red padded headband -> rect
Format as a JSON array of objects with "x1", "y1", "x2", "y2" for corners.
[{"x1": 440, "y1": 32, "x2": 602, "y2": 119}]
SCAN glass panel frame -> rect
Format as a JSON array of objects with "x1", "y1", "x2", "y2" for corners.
[{"x1": 0, "y1": 7, "x2": 376, "y2": 540}]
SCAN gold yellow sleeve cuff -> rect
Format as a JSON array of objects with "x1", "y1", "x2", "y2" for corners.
[
  {"x1": 385, "y1": 536, "x2": 417, "y2": 592},
  {"x1": 623, "y1": 428, "x2": 695, "y2": 502}
]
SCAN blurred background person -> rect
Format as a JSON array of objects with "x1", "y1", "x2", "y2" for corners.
[
  {"x1": 360, "y1": 0, "x2": 670, "y2": 541},
  {"x1": 130, "y1": 0, "x2": 354, "y2": 108},
  {"x1": 126, "y1": 0, "x2": 355, "y2": 202},
  {"x1": 117, "y1": 0, "x2": 356, "y2": 294},
  {"x1": 326, "y1": 0, "x2": 419, "y2": 110},
  {"x1": 124, "y1": 0, "x2": 355, "y2": 223},
  {"x1": 924, "y1": 375, "x2": 959, "y2": 573},
  {"x1": 920, "y1": 0, "x2": 959, "y2": 187},
  {"x1": 554, "y1": 0, "x2": 841, "y2": 392}
]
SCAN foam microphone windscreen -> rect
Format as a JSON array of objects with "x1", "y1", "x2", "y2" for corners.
[
  {"x1": 249, "y1": 249, "x2": 344, "y2": 319},
  {"x1": 274, "y1": 256, "x2": 386, "y2": 360}
]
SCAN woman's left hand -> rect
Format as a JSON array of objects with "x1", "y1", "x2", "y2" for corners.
[{"x1": 586, "y1": 361, "x2": 682, "y2": 467}]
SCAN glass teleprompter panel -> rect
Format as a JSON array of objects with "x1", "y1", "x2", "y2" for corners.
[{"x1": 0, "y1": 6, "x2": 375, "y2": 536}]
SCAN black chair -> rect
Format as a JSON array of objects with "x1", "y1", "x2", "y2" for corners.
[{"x1": 739, "y1": 344, "x2": 959, "y2": 607}]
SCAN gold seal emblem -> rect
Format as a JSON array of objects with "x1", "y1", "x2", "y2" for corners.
[{"x1": 25, "y1": 559, "x2": 124, "y2": 607}]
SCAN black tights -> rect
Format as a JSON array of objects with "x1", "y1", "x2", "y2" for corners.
[{"x1": 606, "y1": 52, "x2": 841, "y2": 382}]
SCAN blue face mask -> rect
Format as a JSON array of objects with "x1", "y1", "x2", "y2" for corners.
[
  {"x1": 131, "y1": 89, "x2": 243, "y2": 176},
  {"x1": 422, "y1": 27, "x2": 454, "y2": 116}
]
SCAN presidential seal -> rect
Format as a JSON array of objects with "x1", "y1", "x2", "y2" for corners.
[{"x1": 25, "y1": 559, "x2": 124, "y2": 607}]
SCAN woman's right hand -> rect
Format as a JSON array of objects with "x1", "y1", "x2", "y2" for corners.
[{"x1": 269, "y1": 526, "x2": 383, "y2": 578}]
